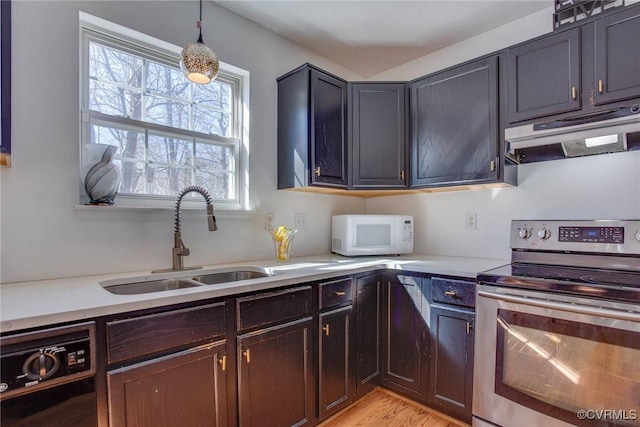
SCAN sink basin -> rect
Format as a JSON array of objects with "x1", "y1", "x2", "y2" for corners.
[
  {"x1": 191, "y1": 270, "x2": 271, "y2": 285},
  {"x1": 104, "y1": 278, "x2": 202, "y2": 295},
  {"x1": 101, "y1": 266, "x2": 275, "y2": 295}
]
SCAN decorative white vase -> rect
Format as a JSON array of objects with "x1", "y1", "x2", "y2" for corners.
[{"x1": 81, "y1": 144, "x2": 121, "y2": 205}]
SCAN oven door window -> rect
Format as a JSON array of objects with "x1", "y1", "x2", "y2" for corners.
[{"x1": 495, "y1": 309, "x2": 640, "y2": 426}]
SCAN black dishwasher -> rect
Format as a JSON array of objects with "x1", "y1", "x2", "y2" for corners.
[{"x1": 0, "y1": 322, "x2": 97, "y2": 426}]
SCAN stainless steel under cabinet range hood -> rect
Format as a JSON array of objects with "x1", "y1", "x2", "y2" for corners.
[{"x1": 505, "y1": 105, "x2": 640, "y2": 164}]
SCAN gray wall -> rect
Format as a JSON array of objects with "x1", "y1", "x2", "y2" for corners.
[
  {"x1": 0, "y1": 1, "x2": 366, "y2": 283},
  {"x1": 3, "y1": 2, "x2": 637, "y2": 283}
]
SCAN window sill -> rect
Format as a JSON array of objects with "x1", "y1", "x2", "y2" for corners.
[{"x1": 74, "y1": 204, "x2": 256, "y2": 221}]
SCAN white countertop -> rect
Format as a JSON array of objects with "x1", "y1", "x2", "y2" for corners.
[{"x1": 0, "y1": 254, "x2": 509, "y2": 333}]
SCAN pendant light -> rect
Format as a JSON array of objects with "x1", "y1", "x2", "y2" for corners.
[{"x1": 180, "y1": 0, "x2": 219, "y2": 84}]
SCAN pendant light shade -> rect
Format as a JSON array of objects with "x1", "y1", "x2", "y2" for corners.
[{"x1": 181, "y1": 0, "x2": 219, "y2": 84}]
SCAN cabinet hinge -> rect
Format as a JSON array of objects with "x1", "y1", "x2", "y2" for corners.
[
  {"x1": 400, "y1": 170, "x2": 405, "y2": 180},
  {"x1": 490, "y1": 158, "x2": 498, "y2": 172},
  {"x1": 322, "y1": 324, "x2": 330, "y2": 336},
  {"x1": 242, "y1": 349, "x2": 251, "y2": 364},
  {"x1": 219, "y1": 355, "x2": 227, "y2": 371},
  {"x1": 314, "y1": 166, "x2": 321, "y2": 177},
  {"x1": 466, "y1": 322, "x2": 472, "y2": 335}
]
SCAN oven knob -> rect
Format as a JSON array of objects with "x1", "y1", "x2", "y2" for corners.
[
  {"x1": 23, "y1": 350, "x2": 60, "y2": 381},
  {"x1": 518, "y1": 228, "x2": 531, "y2": 239},
  {"x1": 537, "y1": 228, "x2": 551, "y2": 240}
]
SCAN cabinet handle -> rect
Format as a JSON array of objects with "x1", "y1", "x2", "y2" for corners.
[
  {"x1": 598, "y1": 79, "x2": 604, "y2": 93},
  {"x1": 335, "y1": 291, "x2": 346, "y2": 296},
  {"x1": 466, "y1": 322, "x2": 472, "y2": 335},
  {"x1": 571, "y1": 86, "x2": 577, "y2": 100},
  {"x1": 400, "y1": 170, "x2": 405, "y2": 180},
  {"x1": 314, "y1": 166, "x2": 321, "y2": 176},
  {"x1": 219, "y1": 355, "x2": 227, "y2": 372},
  {"x1": 322, "y1": 324, "x2": 330, "y2": 336},
  {"x1": 242, "y1": 349, "x2": 251, "y2": 364},
  {"x1": 445, "y1": 290, "x2": 458, "y2": 297}
]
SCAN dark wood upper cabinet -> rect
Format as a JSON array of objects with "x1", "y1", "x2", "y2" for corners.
[
  {"x1": 593, "y1": 6, "x2": 640, "y2": 105},
  {"x1": 1, "y1": 0, "x2": 11, "y2": 166},
  {"x1": 507, "y1": 4, "x2": 640, "y2": 124},
  {"x1": 277, "y1": 64, "x2": 348, "y2": 189},
  {"x1": 350, "y1": 83, "x2": 409, "y2": 189},
  {"x1": 507, "y1": 28, "x2": 582, "y2": 123},
  {"x1": 411, "y1": 55, "x2": 501, "y2": 188}
]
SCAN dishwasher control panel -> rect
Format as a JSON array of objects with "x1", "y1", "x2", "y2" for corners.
[{"x1": 0, "y1": 322, "x2": 95, "y2": 399}]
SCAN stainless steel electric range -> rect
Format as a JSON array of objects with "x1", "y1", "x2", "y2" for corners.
[{"x1": 473, "y1": 220, "x2": 640, "y2": 427}]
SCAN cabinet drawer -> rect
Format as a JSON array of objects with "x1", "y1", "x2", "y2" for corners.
[
  {"x1": 107, "y1": 303, "x2": 226, "y2": 364},
  {"x1": 431, "y1": 278, "x2": 476, "y2": 308},
  {"x1": 237, "y1": 286, "x2": 312, "y2": 332},
  {"x1": 319, "y1": 278, "x2": 353, "y2": 310}
]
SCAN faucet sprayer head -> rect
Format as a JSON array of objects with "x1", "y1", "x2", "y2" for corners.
[{"x1": 207, "y1": 204, "x2": 217, "y2": 231}]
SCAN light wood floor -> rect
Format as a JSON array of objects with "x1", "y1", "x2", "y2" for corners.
[{"x1": 318, "y1": 388, "x2": 470, "y2": 427}]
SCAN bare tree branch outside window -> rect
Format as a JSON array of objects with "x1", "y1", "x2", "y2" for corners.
[{"x1": 85, "y1": 38, "x2": 237, "y2": 201}]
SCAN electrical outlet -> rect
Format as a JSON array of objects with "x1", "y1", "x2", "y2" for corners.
[
  {"x1": 466, "y1": 213, "x2": 477, "y2": 230},
  {"x1": 294, "y1": 213, "x2": 307, "y2": 230},
  {"x1": 265, "y1": 212, "x2": 274, "y2": 233}
]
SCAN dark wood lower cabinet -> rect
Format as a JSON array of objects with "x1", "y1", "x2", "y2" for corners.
[
  {"x1": 107, "y1": 341, "x2": 228, "y2": 427},
  {"x1": 382, "y1": 276, "x2": 427, "y2": 401},
  {"x1": 101, "y1": 274, "x2": 478, "y2": 427},
  {"x1": 427, "y1": 305, "x2": 475, "y2": 422},
  {"x1": 237, "y1": 318, "x2": 314, "y2": 427},
  {"x1": 355, "y1": 274, "x2": 382, "y2": 398},
  {"x1": 319, "y1": 305, "x2": 354, "y2": 419}
]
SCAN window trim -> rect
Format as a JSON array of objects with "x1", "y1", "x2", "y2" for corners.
[{"x1": 79, "y1": 12, "x2": 250, "y2": 211}]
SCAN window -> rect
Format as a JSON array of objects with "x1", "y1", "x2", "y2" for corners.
[{"x1": 80, "y1": 14, "x2": 248, "y2": 209}]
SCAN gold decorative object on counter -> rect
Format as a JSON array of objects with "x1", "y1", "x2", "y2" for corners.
[{"x1": 272, "y1": 226, "x2": 297, "y2": 262}]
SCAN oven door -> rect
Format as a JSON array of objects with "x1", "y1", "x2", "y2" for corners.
[{"x1": 474, "y1": 284, "x2": 640, "y2": 427}]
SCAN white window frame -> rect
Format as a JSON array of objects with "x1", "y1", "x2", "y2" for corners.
[{"x1": 79, "y1": 12, "x2": 250, "y2": 210}]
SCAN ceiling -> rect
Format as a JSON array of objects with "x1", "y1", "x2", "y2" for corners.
[{"x1": 215, "y1": 0, "x2": 553, "y2": 77}]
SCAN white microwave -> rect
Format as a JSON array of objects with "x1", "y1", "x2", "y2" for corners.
[{"x1": 331, "y1": 215, "x2": 414, "y2": 256}]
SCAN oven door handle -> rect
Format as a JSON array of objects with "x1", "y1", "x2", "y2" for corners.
[{"x1": 478, "y1": 289, "x2": 640, "y2": 322}]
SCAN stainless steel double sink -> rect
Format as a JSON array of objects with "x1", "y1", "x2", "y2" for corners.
[{"x1": 101, "y1": 267, "x2": 274, "y2": 295}]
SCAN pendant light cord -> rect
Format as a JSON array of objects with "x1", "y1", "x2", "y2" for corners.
[{"x1": 196, "y1": 0, "x2": 204, "y2": 43}]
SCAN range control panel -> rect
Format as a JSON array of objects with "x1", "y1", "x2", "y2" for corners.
[
  {"x1": 558, "y1": 226, "x2": 624, "y2": 243},
  {"x1": 510, "y1": 220, "x2": 640, "y2": 254}
]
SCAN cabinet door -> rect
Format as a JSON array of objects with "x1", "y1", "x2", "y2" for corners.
[
  {"x1": 319, "y1": 305, "x2": 354, "y2": 420},
  {"x1": 107, "y1": 342, "x2": 227, "y2": 427},
  {"x1": 411, "y1": 56, "x2": 500, "y2": 187},
  {"x1": 310, "y1": 69, "x2": 348, "y2": 187},
  {"x1": 507, "y1": 28, "x2": 581, "y2": 123},
  {"x1": 428, "y1": 305, "x2": 474, "y2": 422},
  {"x1": 594, "y1": 7, "x2": 640, "y2": 105},
  {"x1": 382, "y1": 276, "x2": 426, "y2": 400},
  {"x1": 356, "y1": 275, "x2": 382, "y2": 398},
  {"x1": 351, "y1": 83, "x2": 408, "y2": 188},
  {"x1": 238, "y1": 318, "x2": 314, "y2": 427}
]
